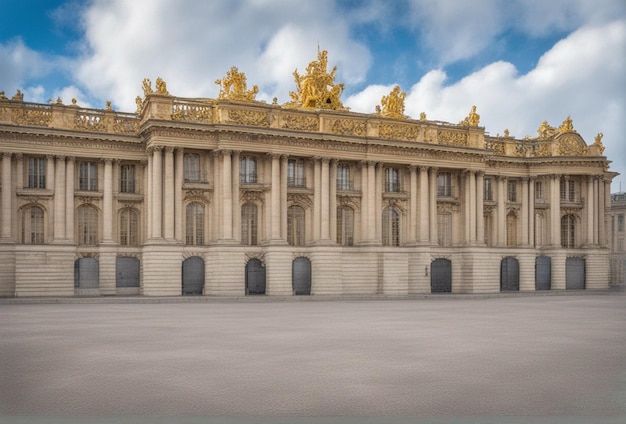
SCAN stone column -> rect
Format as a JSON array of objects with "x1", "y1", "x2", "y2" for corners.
[
  {"x1": 329, "y1": 159, "x2": 337, "y2": 243},
  {"x1": 550, "y1": 174, "x2": 561, "y2": 247},
  {"x1": 233, "y1": 151, "x2": 242, "y2": 242},
  {"x1": 463, "y1": 171, "x2": 471, "y2": 244},
  {"x1": 321, "y1": 158, "x2": 330, "y2": 240},
  {"x1": 280, "y1": 155, "x2": 288, "y2": 240},
  {"x1": 528, "y1": 177, "x2": 535, "y2": 247},
  {"x1": 586, "y1": 175, "x2": 594, "y2": 245},
  {"x1": 54, "y1": 156, "x2": 66, "y2": 241},
  {"x1": 270, "y1": 153, "x2": 281, "y2": 241},
  {"x1": 151, "y1": 146, "x2": 163, "y2": 239},
  {"x1": 419, "y1": 166, "x2": 429, "y2": 244},
  {"x1": 222, "y1": 150, "x2": 233, "y2": 240},
  {"x1": 496, "y1": 176, "x2": 506, "y2": 246},
  {"x1": 469, "y1": 170, "x2": 477, "y2": 244},
  {"x1": 65, "y1": 157, "x2": 75, "y2": 242},
  {"x1": 15, "y1": 154, "x2": 23, "y2": 189},
  {"x1": 429, "y1": 167, "x2": 438, "y2": 244},
  {"x1": 46, "y1": 155, "x2": 55, "y2": 192},
  {"x1": 163, "y1": 147, "x2": 175, "y2": 240},
  {"x1": 367, "y1": 162, "x2": 376, "y2": 241},
  {"x1": 102, "y1": 158, "x2": 113, "y2": 243},
  {"x1": 476, "y1": 172, "x2": 485, "y2": 245},
  {"x1": 174, "y1": 149, "x2": 184, "y2": 242},
  {"x1": 313, "y1": 157, "x2": 321, "y2": 241},
  {"x1": 408, "y1": 165, "x2": 418, "y2": 244},
  {"x1": 374, "y1": 162, "x2": 383, "y2": 243},
  {"x1": 146, "y1": 153, "x2": 152, "y2": 239},
  {"x1": 360, "y1": 161, "x2": 369, "y2": 243},
  {"x1": 520, "y1": 177, "x2": 529, "y2": 246},
  {"x1": 600, "y1": 178, "x2": 609, "y2": 247},
  {"x1": 1, "y1": 153, "x2": 12, "y2": 239},
  {"x1": 213, "y1": 151, "x2": 223, "y2": 240}
]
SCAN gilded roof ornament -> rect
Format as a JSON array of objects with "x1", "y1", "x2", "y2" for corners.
[
  {"x1": 378, "y1": 86, "x2": 406, "y2": 119},
  {"x1": 594, "y1": 132, "x2": 605, "y2": 154},
  {"x1": 135, "y1": 96, "x2": 143, "y2": 114},
  {"x1": 155, "y1": 77, "x2": 169, "y2": 95},
  {"x1": 0, "y1": 91, "x2": 7, "y2": 100},
  {"x1": 142, "y1": 78, "x2": 153, "y2": 97},
  {"x1": 420, "y1": 112, "x2": 427, "y2": 121},
  {"x1": 286, "y1": 48, "x2": 346, "y2": 110},
  {"x1": 559, "y1": 115, "x2": 575, "y2": 133},
  {"x1": 215, "y1": 66, "x2": 259, "y2": 102},
  {"x1": 460, "y1": 105, "x2": 480, "y2": 126},
  {"x1": 12, "y1": 90, "x2": 24, "y2": 101}
]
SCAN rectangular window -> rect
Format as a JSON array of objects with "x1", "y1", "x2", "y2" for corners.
[
  {"x1": 619, "y1": 214, "x2": 624, "y2": 232},
  {"x1": 535, "y1": 181, "x2": 543, "y2": 202},
  {"x1": 385, "y1": 167, "x2": 400, "y2": 192},
  {"x1": 337, "y1": 164, "x2": 351, "y2": 190},
  {"x1": 240, "y1": 156, "x2": 257, "y2": 183},
  {"x1": 184, "y1": 153, "x2": 201, "y2": 183},
  {"x1": 484, "y1": 177, "x2": 493, "y2": 201},
  {"x1": 287, "y1": 159, "x2": 305, "y2": 187},
  {"x1": 120, "y1": 164, "x2": 136, "y2": 193},
  {"x1": 437, "y1": 213, "x2": 452, "y2": 246},
  {"x1": 27, "y1": 157, "x2": 46, "y2": 189},
  {"x1": 560, "y1": 179, "x2": 576, "y2": 202},
  {"x1": 437, "y1": 172, "x2": 452, "y2": 197},
  {"x1": 507, "y1": 180, "x2": 517, "y2": 202},
  {"x1": 78, "y1": 161, "x2": 97, "y2": 191}
]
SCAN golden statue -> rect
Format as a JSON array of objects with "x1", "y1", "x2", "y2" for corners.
[
  {"x1": 537, "y1": 120, "x2": 558, "y2": 139},
  {"x1": 142, "y1": 78, "x2": 153, "y2": 97},
  {"x1": 559, "y1": 115, "x2": 574, "y2": 132},
  {"x1": 420, "y1": 112, "x2": 427, "y2": 121},
  {"x1": 71, "y1": 98, "x2": 77, "y2": 106},
  {"x1": 56, "y1": 97, "x2": 63, "y2": 105},
  {"x1": 135, "y1": 96, "x2": 143, "y2": 114},
  {"x1": 12, "y1": 89, "x2": 24, "y2": 101},
  {"x1": 0, "y1": 91, "x2": 7, "y2": 100},
  {"x1": 379, "y1": 85, "x2": 406, "y2": 119},
  {"x1": 287, "y1": 48, "x2": 345, "y2": 110},
  {"x1": 460, "y1": 105, "x2": 480, "y2": 126},
  {"x1": 106, "y1": 101, "x2": 112, "y2": 111},
  {"x1": 215, "y1": 66, "x2": 258, "y2": 101},
  {"x1": 594, "y1": 132, "x2": 605, "y2": 154},
  {"x1": 155, "y1": 77, "x2": 169, "y2": 95},
  {"x1": 504, "y1": 128, "x2": 510, "y2": 137}
]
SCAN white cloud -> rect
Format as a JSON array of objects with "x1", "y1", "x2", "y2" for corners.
[{"x1": 0, "y1": 38, "x2": 48, "y2": 93}]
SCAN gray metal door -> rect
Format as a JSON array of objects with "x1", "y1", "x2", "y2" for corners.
[
  {"x1": 292, "y1": 257, "x2": 311, "y2": 295},
  {"x1": 500, "y1": 257, "x2": 519, "y2": 291},
  {"x1": 116, "y1": 257, "x2": 140, "y2": 288},
  {"x1": 566, "y1": 257, "x2": 585, "y2": 289},
  {"x1": 535, "y1": 256, "x2": 551, "y2": 290},
  {"x1": 182, "y1": 256, "x2": 204, "y2": 295},
  {"x1": 246, "y1": 259, "x2": 266, "y2": 295},
  {"x1": 74, "y1": 258, "x2": 99, "y2": 289},
  {"x1": 431, "y1": 258, "x2": 452, "y2": 293}
]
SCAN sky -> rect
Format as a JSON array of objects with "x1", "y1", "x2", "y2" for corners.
[{"x1": 1, "y1": 0, "x2": 625, "y2": 192}]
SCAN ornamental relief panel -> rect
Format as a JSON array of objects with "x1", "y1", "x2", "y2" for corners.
[
  {"x1": 171, "y1": 103, "x2": 212, "y2": 123},
  {"x1": 437, "y1": 202, "x2": 460, "y2": 213},
  {"x1": 288, "y1": 193, "x2": 313, "y2": 208},
  {"x1": 556, "y1": 134, "x2": 587, "y2": 156},
  {"x1": 184, "y1": 189, "x2": 211, "y2": 203},
  {"x1": 226, "y1": 109, "x2": 269, "y2": 127},
  {"x1": 379, "y1": 123, "x2": 420, "y2": 141},
  {"x1": 533, "y1": 142, "x2": 552, "y2": 157},
  {"x1": 74, "y1": 112, "x2": 106, "y2": 132},
  {"x1": 437, "y1": 130, "x2": 468, "y2": 147},
  {"x1": 11, "y1": 108, "x2": 52, "y2": 127},
  {"x1": 281, "y1": 114, "x2": 318, "y2": 131},
  {"x1": 330, "y1": 118, "x2": 366, "y2": 136},
  {"x1": 240, "y1": 189, "x2": 265, "y2": 203},
  {"x1": 337, "y1": 195, "x2": 361, "y2": 212},
  {"x1": 384, "y1": 198, "x2": 407, "y2": 213}
]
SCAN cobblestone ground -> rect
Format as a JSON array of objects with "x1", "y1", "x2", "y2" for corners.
[{"x1": 1, "y1": 294, "x2": 625, "y2": 423}]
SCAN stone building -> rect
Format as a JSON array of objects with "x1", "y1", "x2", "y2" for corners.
[
  {"x1": 609, "y1": 192, "x2": 626, "y2": 285},
  {"x1": 0, "y1": 51, "x2": 616, "y2": 297}
]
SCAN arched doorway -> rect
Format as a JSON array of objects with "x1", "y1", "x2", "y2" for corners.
[
  {"x1": 116, "y1": 257, "x2": 140, "y2": 288},
  {"x1": 74, "y1": 257, "x2": 99, "y2": 289},
  {"x1": 292, "y1": 257, "x2": 312, "y2": 295},
  {"x1": 431, "y1": 258, "x2": 452, "y2": 293},
  {"x1": 246, "y1": 258, "x2": 266, "y2": 295},
  {"x1": 566, "y1": 256, "x2": 585, "y2": 289},
  {"x1": 535, "y1": 256, "x2": 551, "y2": 291},
  {"x1": 500, "y1": 257, "x2": 520, "y2": 291},
  {"x1": 182, "y1": 256, "x2": 204, "y2": 295}
]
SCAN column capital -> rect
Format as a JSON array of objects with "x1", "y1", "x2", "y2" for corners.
[
  {"x1": 164, "y1": 146, "x2": 175, "y2": 154},
  {"x1": 476, "y1": 170, "x2": 485, "y2": 177},
  {"x1": 321, "y1": 157, "x2": 331, "y2": 165},
  {"x1": 139, "y1": 159, "x2": 148, "y2": 167},
  {"x1": 152, "y1": 145, "x2": 164, "y2": 152},
  {"x1": 14, "y1": 152, "x2": 22, "y2": 161},
  {"x1": 418, "y1": 165, "x2": 429, "y2": 173},
  {"x1": 408, "y1": 165, "x2": 417, "y2": 173},
  {"x1": 529, "y1": 175, "x2": 536, "y2": 181},
  {"x1": 100, "y1": 158, "x2": 113, "y2": 164},
  {"x1": 46, "y1": 154, "x2": 55, "y2": 160},
  {"x1": 1, "y1": 152, "x2": 13, "y2": 159},
  {"x1": 267, "y1": 152, "x2": 281, "y2": 160},
  {"x1": 66, "y1": 156, "x2": 75, "y2": 162},
  {"x1": 495, "y1": 175, "x2": 507, "y2": 182},
  {"x1": 56, "y1": 155, "x2": 66, "y2": 161},
  {"x1": 428, "y1": 167, "x2": 439, "y2": 175}
]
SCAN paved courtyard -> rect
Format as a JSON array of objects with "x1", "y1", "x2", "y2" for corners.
[{"x1": 1, "y1": 294, "x2": 625, "y2": 423}]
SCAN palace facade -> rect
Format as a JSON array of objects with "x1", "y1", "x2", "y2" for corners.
[
  {"x1": 609, "y1": 192, "x2": 626, "y2": 285},
  {"x1": 0, "y1": 51, "x2": 616, "y2": 297}
]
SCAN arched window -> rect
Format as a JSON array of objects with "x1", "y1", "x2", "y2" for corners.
[
  {"x1": 119, "y1": 209, "x2": 139, "y2": 246},
  {"x1": 77, "y1": 205, "x2": 98, "y2": 245},
  {"x1": 337, "y1": 164, "x2": 351, "y2": 190},
  {"x1": 561, "y1": 214, "x2": 576, "y2": 248},
  {"x1": 240, "y1": 156, "x2": 257, "y2": 183},
  {"x1": 287, "y1": 205, "x2": 305, "y2": 246},
  {"x1": 336, "y1": 206, "x2": 354, "y2": 246},
  {"x1": 22, "y1": 206, "x2": 44, "y2": 244},
  {"x1": 506, "y1": 213, "x2": 518, "y2": 246},
  {"x1": 186, "y1": 203, "x2": 205, "y2": 245},
  {"x1": 241, "y1": 203, "x2": 258, "y2": 245},
  {"x1": 382, "y1": 207, "x2": 400, "y2": 246}
]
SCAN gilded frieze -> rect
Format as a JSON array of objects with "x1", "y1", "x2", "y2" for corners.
[
  {"x1": 12, "y1": 107, "x2": 52, "y2": 127},
  {"x1": 281, "y1": 114, "x2": 318, "y2": 131},
  {"x1": 112, "y1": 117, "x2": 139, "y2": 134},
  {"x1": 379, "y1": 123, "x2": 420, "y2": 141},
  {"x1": 557, "y1": 134, "x2": 587, "y2": 156},
  {"x1": 437, "y1": 130, "x2": 468, "y2": 147},
  {"x1": 227, "y1": 109, "x2": 269, "y2": 127},
  {"x1": 74, "y1": 113, "x2": 106, "y2": 132},
  {"x1": 171, "y1": 103, "x2": 212, "y2": 123},
  {"x1": 330, "y1": 118, "x2": 366, "y2": 136},
  {"x1": 485, "y1": 140, "x2": 505, "y2": 155},
  {"x1": 533, "y1": 142, "x2": 551, "y2": 157}
]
